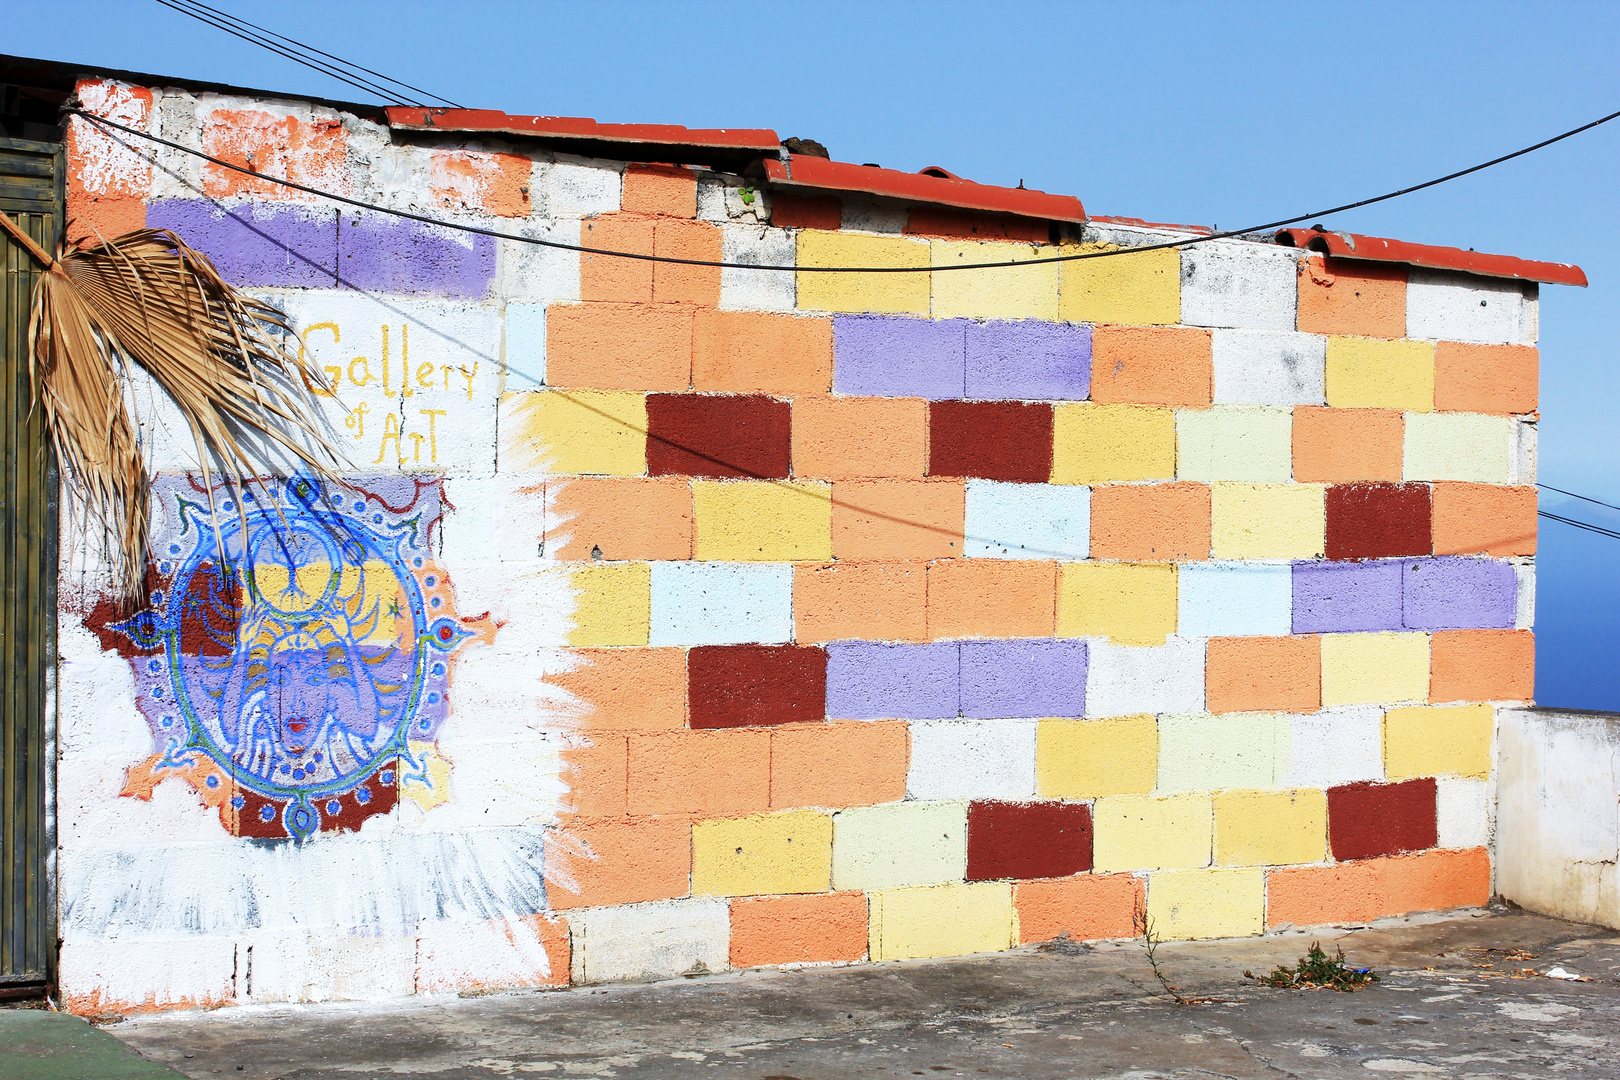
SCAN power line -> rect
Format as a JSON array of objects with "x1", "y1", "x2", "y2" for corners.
[
  {"x1": 1539, "y1": 482, "x2": 1620, "y2": 515},
  {"x1": 70, "y1": 98, "x2": 1620, "y2": 273},
  {"x1": 1539, "y1": 510, "x2": 1620, "y2": 541}
]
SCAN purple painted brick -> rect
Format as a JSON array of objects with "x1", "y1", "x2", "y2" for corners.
[
  {"x1": 833, "y1": 316, "x2": 966, "y2": 399},
  {"x1": 1402, "y1": 557, "x2": 1517, "y2": 630},
  {"x1": 965, "y1": 321, "x2": 1091, "y2": 401},
  {"x1": 337, "y1": 210, "x2": 496, "y2": 298},
  {"x1": 146, "y1": 199, "x2": 337, "y2": 288},
  {"x1": 960, "y1": 639, "x2": 1087, "y2": 719},
  {"x1": 1292, "y1": 560, "x2": 1404, "y2": 634},
  {"x1": 825, "y1": 642, "x2": 960, "y2": 719}
]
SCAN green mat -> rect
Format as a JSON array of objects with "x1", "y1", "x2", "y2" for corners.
[{"x1": 0, "y1": 1009, "x2": 184, "y2": 1080}]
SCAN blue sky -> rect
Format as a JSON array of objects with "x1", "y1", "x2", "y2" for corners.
[{"x1": 15, "y1": 0, "x2": 1620, "y2": 707}]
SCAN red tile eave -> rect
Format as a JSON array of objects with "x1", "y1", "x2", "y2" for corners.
[
  {"x1": 385, "y1": 107, "x2": 782, "y2": 152},
  {"x1": 1276, "y1": 227, "x2": 1587, "y2": 287},
  {"x1": 763, "y1": 156, "x2": 1086, "y2": 224}
]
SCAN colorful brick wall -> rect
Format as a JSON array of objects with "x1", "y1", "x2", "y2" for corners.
[{"x1": 56, "y1": 78, "x2": 1533, "y2": 1012}]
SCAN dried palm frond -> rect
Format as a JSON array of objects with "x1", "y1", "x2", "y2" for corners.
[{"x1": 0, "y1": 213, "x2": 344, "y2": 611}]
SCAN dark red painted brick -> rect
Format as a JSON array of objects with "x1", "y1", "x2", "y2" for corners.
[
  {"x1": 1327, "y1": 778, "x2": 1438, "y2": 861},
  {"x1": 771, "y1": 193, "x2": 842, "y2": 231},
  {"x1": 928, "y1": 400, "x2": 1054, "y2": 483},
  {"x1": 1325, "y1": 483, "x2": 1433, "y2": 561},
  {"x1": 966, "y1": 800, "x2": 1093, "y2": 881},
  {"x1": 647, "y1": 394, "x2": 791, "y2": 478},
  {"x1": 688, "y1": 644, "x2": 828, "y2": 729}
]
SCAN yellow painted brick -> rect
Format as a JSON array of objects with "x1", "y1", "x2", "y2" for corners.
[
  {"x1": 1384, "y1": 703, "x2": 1494, "y2": 780},
  {"x1": 1057, "y1": 243, "x2": 1180, "y2": 325},
  {"x1": 1036, "y1": 716, "x2": 1158, "y2": 799},
  {"x1": 1320, "y1": 632, "x2": 1431, "y2": 707},
  {"x1": 1156, "y1": 713, "x2": 1291, "y2": 793},
  {"x1": 1146, "y1": 867, "x2": 1265, "y2": 940},
  {"x1": 796, "y1": 230, "x2": 930, "y2": 314},
  {"x1": 1057, "y1": 562, "x2": 1177, "y2": 646},
  {"x1": 870, "y1": 882, "x2": 1014, "y2": 961},
  {"x1": 1211, "y1": 483, "x2": 1326, "y2": 560},
  {"x1": 1051, "y1": 403, "x2": 1176, "y2": 484},
  {"x1": 1213, "y1": 789, "x2": 1328, "y2": 866},
  {"x1": 692, "y1": 810, "x2": 834, "y2": 897},
  {"x1": 498, "y1": 390, "x2": 647, "y2": 476},
  {"x1": 930, "y1": 240, "x2": 1060, "y2": 320},
  {"x1": 1092, "y1": 793, "x2": 1212, "y2": 872},
  {"x1": 569, "y1": 562, "x2": 651, "y2": 646},
  {"x1": 693, "y1": 481, "x2": 833, "y2": 561},
  {"x1": 1325, "y1": 337, "x2": 1435, "y2": 412}
]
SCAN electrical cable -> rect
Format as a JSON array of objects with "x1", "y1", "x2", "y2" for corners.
[
  {"x1": 68, "y1": 100, "x2": 1620, "y2": 272},
  {"x1": 1538, "y1": 482, "x2": 1620, "y2": 515},
  {"x1": 1539, "y1": 510, "x2": 1620, "y2": 541}
]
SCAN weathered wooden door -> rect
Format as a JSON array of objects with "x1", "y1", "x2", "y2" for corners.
[{"x1": 0, "y1": 135, "x2": 57, "y2": 995}]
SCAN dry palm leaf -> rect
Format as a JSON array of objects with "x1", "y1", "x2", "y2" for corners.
[{"x1": 0, "y1": 213, "x2": 344, "y2": 612}]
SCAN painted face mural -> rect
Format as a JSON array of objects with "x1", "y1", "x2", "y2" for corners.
[{"x1": 103, "y1": 475, "x2": 494, "y2": 841}]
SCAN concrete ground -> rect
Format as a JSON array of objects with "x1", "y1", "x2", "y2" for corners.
[{"x1": 43, "y1": 906, "x2": 1620, "y2": 1079}]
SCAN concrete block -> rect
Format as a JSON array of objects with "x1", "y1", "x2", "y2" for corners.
[
  {"x1": 729, "y1": 892, "x2": 868, "y2": 967},
  {"x1": 1089, "y1": 326, "x2": 1211, "y2": 406},
  {"x1": 147, "y1": 199, "x2": 338, "y2": 289},
  {"x1": 1088, "y1": 482, "x2": 1211, "y2": 562},
  {"x1": 964, "y1": 481, "x2": 1089, "y2": 559},
  {"x1": 1325, "y1": 337, "x2": 1434, "y2": 412},
  {"x1": 545, "y1": 476, "x2": 693, "y2": 562},
  {"x1": 1037, "y1": 715, "x2": 1159, "y2": 798},
  {"x1": 792, "y1": 561, "x2": 929, "y2": 645},
  {"x1": 1320, "y1": 632, "x2": 1430, "y2": 707},
  {"x1": 1324, "y1": 482, "x2": 1432, "y2": 561},
  {"x1": 932, "y1": 242, "x2": 1061, "y2": 321},
  {"x1": 925, "y1": 558, "x2": 1057, "y2": 640},
  {"x1": 1407, "y1": 269, "x2": 1535, "y2": 345},
  {"x1": 1058, "y1": 243, "x2": 1180, "y2": 325},
  {"x1": 693, "y1": 309, "x2": 833, "y2": 395},
  {"x1": 1291, "y1": 559, "x2": 1404, "y2": 634},
  {"x1": 1327, "y1": 777, "x2": 1438, "y2": 861},
  {"x1": 1214, "y1": 789, "x2": 1328, "y2": 866},
  {"x1": 929, "y1": 400, "x2": 1055, "y2": 483},
  {"x1": 1403, "y1": 413, "x2": 1515, "y2": 483},
  {"x1": 1051, "y1": 403, "x2": 1176, "y2": 485},
  {"x1": 1266, "y1": 847, "x2": 1490, "y2": 929},
  {"x1": 825, "y1": 641, "x2": 960, "y2": 719},
  {"x1": 1428, "y1": 628, "x2": 1534, "y2": 704},
  {"x1": 869, "y1": 882, "x2": 1016, "y2": 960},
  {"x1": 960, "y1": 639, "x2": 1087, "y2": 718},
  {"x1": 1146, "y1": 867, "x2": 1264, "y2": 940},
  {"x1": 1058, "y1": 562, "x2": 1178, "y2": 646},
  {"x1": 567, "y1": 563, "x2": 651, "y2": 647},
  {"x1": 1086, "y1": 638, "x2": 1205, "y2": 718},
  {"x1": 1435, "y1": 777, "x2": 1493, "y2": 850},
  {"x1": 963, "y1": 320, "x2": 1090, "y2": 400},
  {"x1": 688, "y1": 644, "x2": 828, "y2": 729},
  {"x1": 1282, "y1": 707, "x2": 1386, "y2": 789},
  {"x1": 693, "y1": 480, "x2": 833, "y2": 562},
  {"x1": 833, "y1": 480, "x2": 964, "y2": 561},
  {"x1": 1434, "y1": 342, "x2": 1538, "y2": 414},
  {"x1": 59, "y1": 936, "x2": 237, "y2": 1015},
  {"x1": 1092, "y1": 793, "x2": 1213, "y2": 871},
  {"x1": 1296, "y1": 256, "x2": 1406, "y2": 338},
  {"x1": 1175, "y1": 406, "x2": 1292, "y2": 483},
  {"x1": 545, "y1": 301, "x2": 692, "y2": 392},
  {"x1": 1384, "y1": 703, "x2": 1494, "y2": 780},
  {"x1": 1211, "y1": 330, "x2": 1326, "y2": 405},
  {"x1": 966, "y1": 799, "x2": 1094, "y2": 881},
  {"x1": 692, "y1": 811, "x2": 835, "y2": 896},
  {"x1": 720, "y1": 225, "x2": 797, "y2": 312},
  {"x1": 416, "y1": 915, "x2": 571, "y2": 992},
  {"x1": 499, "y1": 221, "x2": 581, "y2": 304},
  {"x1": 648, "y1": 561, "x2": 793, "y2": 646},
  {"x1": 770, "y1": 720, "x2": 910, "y2": 810},
  {"x1": 504, "y1": 302, "x2": 546, "y2": 390},
  {"x1": 1514, "y1": 562, "x2": 1535, "y2": 630},
  {"x1": 1293, "y1": 406, "x2": 1405, "y2": 483},
  {"x1": 647, "y1": 393, "x2": 790, "y2": 479},
  {"x1": 842, "y1": 198, "x2": 907, "y2": 233},
  {"x1": 1402, "y1": 557, "x2": 1517, "y2": 631},
  {"x1": 908, "y1": 719, "x2": 1038, "y2": 800},
  {"x1": 1205, "y1": 635, "x2": 1321, "y2": 715},
  {"x1": 498, "y1": 390, "x2": 646, "y2": 476},
  {"x1": 1512, "y1": 418, "x2": 1538, "y2": 486},
  {"x1": 544, "y1": 817, "x2": 693, "y2": 909},
  {"x1": 1156, "y1": 711, "x2": 1292, "y2": 793},
  {"x1": 1180, "y1": 242, "x2": 1298, "y2": 330},
  {"x1": 832, "y1": 801, "x2": 968, "y2": 891},
  {"x1": 241, "y1": 930, "x2": 416, "y2": 1003},
  {"x1": 1211, "y1": 483, "x2": 1325, "y2": 560},
  {"x1": 793, "y1": 396, "x2": 930, "y2": 480},
  {"x1": 1015, "y1": 873, "x2": 1141, "y2": 944},
  {"x1": 627, "y1": 728, "x2": 770, "y2": 817},
  {"x1": 798, "y1": 231, "x2": 931, "y2": 314},
  {"x1": 1178, "y1": 562, "x2": 1291, "y2": 638},
  {"x1": 833, "y1": 315, "x2": 966, "y2": 399},
  {"x1": 540, "y1": 160, "x2": 621, "y2": 217},
  {"x1": 567, "y1": 898, "x2": 730, "y2": 984}
]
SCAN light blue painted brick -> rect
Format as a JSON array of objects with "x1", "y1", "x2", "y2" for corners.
[
  {"x1": 505, "y1": 302, "x2": 547, "y2": 389},
  {"x1": 964, "y1": 481, "x2": 1089, "y2": 560},
  {"x1": 649, "y1": 562, "x2": 793, "y2": 645},
  {"x1": 1178, "y1": 562, "x2": 1293, "y2": 638}
]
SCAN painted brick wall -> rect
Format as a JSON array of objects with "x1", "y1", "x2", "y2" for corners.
[{"x1": 55, "y1": 77, "x2": 1532, "y2": 1013}]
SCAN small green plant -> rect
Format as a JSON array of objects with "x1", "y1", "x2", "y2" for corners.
[
  {"x1": 1248, "y1": 942, "x2": 1379, "y2": 992},
  {"x1": 737, "y1": 185, "x2": 756, "y2": 205}
]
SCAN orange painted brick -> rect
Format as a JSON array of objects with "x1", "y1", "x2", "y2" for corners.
[
  {"x1": 545, "y1": 648, "x2": 688, "y2": 731},
  {"x1": 1434, "y1": 342, "x2": 1537, "y2": 415},
  {"x1": 654, "y1": 217, "x2": 722, "y2": 307},
  {"x1": 545, "y1": 477, "x2": 693, "y2": 561},
  {"x1": 1013, "y1": 873, "x2": 1143, "y2": 945},
  {"x1": 201, "y1": 109, "x2": 347, "y2": 200},
  {"x1": 927, "y1": 559, "x2": 1057, "y2": 640},
  {"x1": 1292, "y1": 407, "x2": 1405, "y2": 483},
  {"x1": 560, "y1": 734, "x2": 627, "y2": 819},
  {"x1": 831, "y1": 480, "x2": 964, "y2": 561},
  {"x1": 693, "y1": 310, "x2": 834, "y2": 395},
  {"x1": 66, "y1": 84, "x2": 153, "y2": 242},
  {"x1": 792, "y1": 397, "x2": 929, "y2": 480},
  {"x1": 622, "y1": 163, "x2": 697, "y2": 218},
  {"x1": 1430, "y1": 629, "x2": 1534, "y2": 704},
  {"x1": 581, "y1": 214, "x2": 654, "y2": 303},
  {"x1": 546, "y1": 302, "x2": 693, "y2": 392},
  {"x1": 627, "y1": 729, "x2": 771, "y2": 816},
  {"x1": 1296, "y1": 256, "x2": 1407, "y2": 339},
  {"x1": 770, "y1": 720, "x2": 909, "y2": 809},
  {"x1": 1089, "y1": 483, "x2": 1211, "y2": 562},
  {"x1": 793, "y1": 561, "x2": 928, "y2": 644},
  {"x1": 1431, "y1": 483, "x2": 1536, "y2": 556},
  {"x1": 430, "y1": 150, "x2": 533, "y2": 217},
  {"x1": 544, "y1": 817, "x2": 693, "y2": 909},
  {"x1": 1266, "y1": 847, "x2": 1490, "y2": 929},
  {"x1": 1089, "y1": 326, "x2": 1213, "y2": 407},
  {"x1": 1206, "y1": 636, "x2": 1321, "y2": 714},
  {"x1": 730, "y1": 892, "x2": 868, "y2": 967}
]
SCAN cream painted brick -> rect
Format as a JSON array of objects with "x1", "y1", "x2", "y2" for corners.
[
  {"x1": 1176, "y1": 406, "x2": 1293, "y2": 483},
  {"x1": 964, "y1": 481, "x2": 1089, "y2": 559},
  {"x1": 1281, "y1": 707, "x2": 1386, "y2": 788},
  {"x1": 720, "y1": 225, "x2": 797, "y2": 312},
  {"x1": 416, "y1": 917, "x2": 564, "y2": 992},
  {"x1": 1403, "y1": 413, "x2": 1515, "y2": 483},
  {"x1": 1514, "y1": 562, "x2": 1536, "y2": 630},
  {"x1": 870, "y1": 881, "x2": 1015, "y2": 960},
  {"x1": 1211, "y1": 330, "x2": 1326, "y2": 405},
  {"x1": 1086, "y1": 638, "x2": 1206, "y2": 718},
  {"x1": 539, "y1": 159, "x2": 621, "y2": 217},
  {"x1": 59, "y1": 937, "x2": 237, "y2": 1013},
  {"x1": 1407, "y1": 269, "x2": 1536, "y2": 345},
  {"x1": 567, "y1": 898, "x2": 730, "y2": 984},
  {"x1": 1146, "y1": 867, "x2": 1265, "y2": 940},
  {"x1": 1436, "y1": 777, "x2": 1494, "y2": 849},
  {"x1": 1092, "y1": 793, "x2": 1213, "y2": 871},
  {"x1": 832, "y1": 801, "x2": 968, "y2": 891},
  {"x1": 1156, "y1": 712, "x2": 1291, "y2": 792},
  {"x1": 241, "y1": 930, "x2": 416, "y2": 1003},
  {"x1": 648, "y1": 562, "x2": 793, "y2": 645},
  {"x1": 908, "y1": 719, "x2": 1038, "y2": 801},
  {"x1": 1180, "y1": 243, "x2": 1298, "y2": 331}
]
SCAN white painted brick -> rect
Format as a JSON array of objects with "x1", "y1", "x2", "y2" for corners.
[
  {"x1": 1436, "y1": 777, "x2": 1493, "y2": 850},
  {"x1": 416, "y1": 916, "x2": 565, "y2": 993},
  {"x1": 1514, "y1": 561, "x2": 1536, "y2": 630},
  {"x1": 697, "y1": 176, "x2": 769, "y2": 225},
  {"x1": 1407, "y1": 269, "x2": 1535, "y2": 345},
  {"x1": 1085, "y1": 638, "x2": 1206, "y2": 718},
  {"x1": 504, "y1": 302, "x2": 546, "y2": 390},
  {"x1": 1176, "y1": 406, "x2": 1293, "y2": 483},
  {"x1": 500, "y1": 223, "x2": 581, "y2": 304},
  {"x1": 719, "y1": 225, "x2": 797, "y2": 312},
  {"x1": 1512, "y1": 418, "x2": 1538, "y2": 485},
  {"x1": 964, "y1": 481, "x2": 1088, "y2": 559},
  {"x1": 1178, "y1": 562, "x2": 1292, "y2": 638},
  {"x1": 1281, "y1": 707, "x2": 1385, "y2": 788},
  {"x1": 1180, "y1": 243, "x2": 1298, "y2": 330},
  {"x1": 832, "y1": 801, "x2": 968, "y2": 891},
  {"x1": 649, "y1": 562, "x2": 793, "y2": 645},
  {"x1": 1211, "y1": 330, "x2": 1326, "y2": 405},
  {"x1": 241, "y1": 930, "x2": 415, "y2": 1003},
  {"x1": 567, "y1": 898, "x2": 730, "y2": 984},
  {"x1": 907, "y1": 719, "x2": 1038, "y2": 801},
  {"x1": 539, "y1": 159, "x2": 621, "y2": 218},
  {"x1": 1403, "y1": 412, "x2": 1515, "y2": 483},
  {"x1": 59, "y1": 936, "x2": 237, "y2": 1013}
]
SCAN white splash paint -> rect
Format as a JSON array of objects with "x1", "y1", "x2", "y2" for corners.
[{"x1": 72, "y1": 79, "x2": 153, "y2": 196}]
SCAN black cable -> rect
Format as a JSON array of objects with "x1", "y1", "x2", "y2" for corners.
[
  {"x1": 1538, "y1": 482, "x2": 1620, "y2": 516},
  {"x1": 165, "y1": 0, "x2": 463, "y2": 109},
  {"x1": 1539, "y1": 510, "x2": 1620, "y2": 541}
]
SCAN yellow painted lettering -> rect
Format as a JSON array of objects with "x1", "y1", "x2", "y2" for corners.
[
  {"x1": 408, "y1": 431, "x2": 425, "y2": 462},
  {"x1": 420, "y1": 408, "x2": 446, "y2": 463},
  {"x1": 416, "y1": 361, "x2": 436, "y2": 389},
  {"x1": 373, "y1": 411, "x2": 403, "y2": 465},
  {"x1": 348, "y1": 355, "x2": 374, "y2": 387},
  {"x1": 380, "y1": 325, "x2": 393, "y2": 397},
  {"x1": 345, "y1": 400, "x2": 369, "y2": 440},
  {"x1": 459, "y1": 361, "x2": 479, "y2": 401},
  {"x1": 298, "y1": 321, "x2": 340, "y2": 396},
  {"x1": 400, "y1": 325, "x2": 413, "y2": 399}
]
